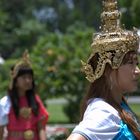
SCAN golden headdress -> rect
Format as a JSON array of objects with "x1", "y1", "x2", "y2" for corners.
[
  {"x1": 9, "y1": 50, "x2": 32, "y2": 89},
  {"x1": 82, "y1": 0, "x2": 139, "y2": 83}
]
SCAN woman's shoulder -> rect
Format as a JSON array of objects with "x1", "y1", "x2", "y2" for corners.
[
  {"x1": 87, "y1": 98, "x2": 119, "y2": 115},
  {"x1": 73, "y1": 98, "x2": 121, "y2": 140},
  {"x1": 0, "y1": 95, "x2": 11, "y2": 107},
  {"x1": 34, "y1": 94, "x2": 42, "y2": 103},
  {"x1": 0, "y1": 96, "x2": 11, "y2": 125},
  {"x1": 84, "y1": 98, "x2": 121, "y2": 124}
]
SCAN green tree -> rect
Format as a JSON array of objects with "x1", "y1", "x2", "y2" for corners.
[
  {"x1": 131, "y1": 0, "x2": 140, "y2": 27},
  {"x1": 119, "y1": 0, "x2": 140, "y2": 29},
  {"x1": 0, "y1": 0, "x2": 102, "y2": 59},
  {"x1": 1, "y1": 0, "x2": 140, "y2": 59},
  {"x1": 0, "y1": 0, "x2": 48, "y2": 58},
  {"x1": 31, "y1": 24, "x2": 94, "y2": 122},
  {"x1": 0, "y1": 59, "x2": 16, "y2": 98}
]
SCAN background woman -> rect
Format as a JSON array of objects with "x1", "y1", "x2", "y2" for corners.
[{"x1": 0, "y1": 50, "x2": 49, "y2": 140}]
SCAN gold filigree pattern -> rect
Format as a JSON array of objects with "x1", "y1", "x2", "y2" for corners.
[
  {"x1": 24, "y1": 130, "x2": 34, "y2": 140},
  {"x1": 82, "y1": 0, "x2": 139, "y2": 83},
  {"x1": 20, "y1": 107, "x2": 32, "y2": 119},
  {"x1": 11, "y1": 50, "x2": 32, "y2": 78},
  {"x1": 9, "y1": 50, "x2": 32, "y2": 89}
]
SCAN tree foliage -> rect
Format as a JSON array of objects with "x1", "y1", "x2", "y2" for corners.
[
  {"x1": 0, "y1": 0, "x2": 140, "y2": 59},
  {"x1": 118, "y1": 0, "x2": 140, "y2": 29},
  {"x1": 31, "y1": 24, "x2": 93, "y2": 122}
]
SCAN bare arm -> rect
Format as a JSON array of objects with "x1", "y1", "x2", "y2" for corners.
[
  {"x1": 67, "y1": 133, "x2": 87, "y2": 140},
  {"x1": 39, "y1": 128, "x2": 47, "y2": 140},
  {"x1": 0, "y1": 126, "x2": 4, "y2": 140}
]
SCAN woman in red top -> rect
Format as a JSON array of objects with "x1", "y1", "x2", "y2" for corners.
[{"x1": 0, "y1": 50, "x2": 49, "y2": 140}]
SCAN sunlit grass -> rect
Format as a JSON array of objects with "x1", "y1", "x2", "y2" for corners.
[
  {"x1": 47, "y1": 103, "x2": 69, "y2": 124},
  {"x1": 129, "y1": 103, "x2": 140, "y2": 117},
  {"x1": 47, "y1": 102, "x2": 140, "y2": 124}
]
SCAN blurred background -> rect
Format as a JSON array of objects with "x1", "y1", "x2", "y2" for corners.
[{"x1": 0, "y1": 0, "x2": 140, "y2": 139}]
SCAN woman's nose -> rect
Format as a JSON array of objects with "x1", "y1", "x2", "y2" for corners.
[
  {"x1": 135, "y1": 66, "x2": 140, "y2": 75},
  {"x1": 26, "y1": 78, "x2": 32, "y2": 83}
]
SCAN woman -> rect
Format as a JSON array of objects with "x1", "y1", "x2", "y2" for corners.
[
  {"x1": 0, "y1": 50, "x2": 49, "y2": 140},
  {"x1": 67, "y1": 0, "x2": 140, "y2": 139}
]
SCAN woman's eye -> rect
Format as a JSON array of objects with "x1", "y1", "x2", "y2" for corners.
[
  {"x1": 128, "y1": 61, "x2": 133, "y2": 64},
  {"x1": 128, "y1": 61, "x2": 139, "y2": 66},
  {"x1": 21, "y1": 75, "x2": 26, "y2": 78}
]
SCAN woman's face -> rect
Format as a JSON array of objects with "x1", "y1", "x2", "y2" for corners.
[
  {"x1": 117, "y1": 53, "x2": 140, "y2": 93},
  {"x1": 16, "y1": 73, "x2": 33, "y2": 92}
]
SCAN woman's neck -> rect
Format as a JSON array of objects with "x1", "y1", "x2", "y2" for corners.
[
  {"x1": 110, "y1": 71, "x2": 123, "y2": 104},
  {"x1": 18, "y1": 90, "x2": 26, "y2": 97},
  {"x1": 112, "y1": 87, "x2": 123, "y2": 104}
]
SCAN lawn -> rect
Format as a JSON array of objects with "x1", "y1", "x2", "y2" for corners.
[
  {"x1": 47, "y1": 102, "x2": 140, "y2": 124},
  {"x1": 129, "y1": 103, "x2": 140, "y2": 117},
  {"x1": 47, "y1": 103, "x2": 69, "y2": 124}
]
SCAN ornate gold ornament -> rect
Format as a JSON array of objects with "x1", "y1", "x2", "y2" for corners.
[
  {"x1": 9, "y1": 50, "x2": 32, "y2": 89},
  {"x1": 11, "y1": 50, "x2": 32, "y2": 78},
  {"x1": 82, "y1": 0, "x2": 139, "y2": 83},
  {"x1": 20, "y1": 107, "x2": 32, "y2": 119},
  {"x1": 24, "y1": 130, "x2": 34, "y2": 140}
]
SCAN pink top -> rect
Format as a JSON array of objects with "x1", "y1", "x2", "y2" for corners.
[{"x1": 7, "y1": 95, "x2": 49, "y2": 140}]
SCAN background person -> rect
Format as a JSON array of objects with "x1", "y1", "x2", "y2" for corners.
[{"x1": 0, "y1": 50, "x2": 49, "y2": 140}]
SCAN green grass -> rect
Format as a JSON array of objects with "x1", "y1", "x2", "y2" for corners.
[
  {"x1": 129, "y1": 103, "x2": 140, "y2": 117},
  {"x1": 47, "y1": 103, "x2": 69, "y2": 124},
  {"x1": 47, "y1": 102, "x2": 140, "y2": 124}
]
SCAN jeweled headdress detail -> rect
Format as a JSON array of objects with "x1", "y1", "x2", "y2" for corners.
[
  {"x1": 82, "y1": 0, "x2": 139, "y2": 83},
  {"x1": 11, "y1": 49, "x2": 32, "y2": 79},
  {"x1": 9, "y1": 50, "x2": 32, "y2": 89}
]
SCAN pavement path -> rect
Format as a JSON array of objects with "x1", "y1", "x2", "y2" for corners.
[{"x1": 127, "y1": 96, "x2": 140, "y2": 104}]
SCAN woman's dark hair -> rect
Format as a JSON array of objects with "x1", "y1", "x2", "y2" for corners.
[
  {"x1": 80, "y1": 51, "x2": 140, "y2": 138},
  {"x1": 8, "y1": 67, "x2": 39, "y2": 118}
]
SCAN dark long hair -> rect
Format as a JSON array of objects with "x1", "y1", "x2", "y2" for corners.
[
  {"x1": 8, "y1": 67, "x2": 39, "y2": 118},
  {"x1": 80, "y1": 51, "x2": 140, "y2": 139}
]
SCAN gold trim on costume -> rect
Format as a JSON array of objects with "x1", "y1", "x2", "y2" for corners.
[
  {"x1": 19, "y1": 107, "x2": 32, "y2": 119},
  {"x1": 8, "y1": 130, "x2": 34, "y2": 140},
  {"x1": 24, "y1": 130, "x2": 34, "y2": 140}
]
